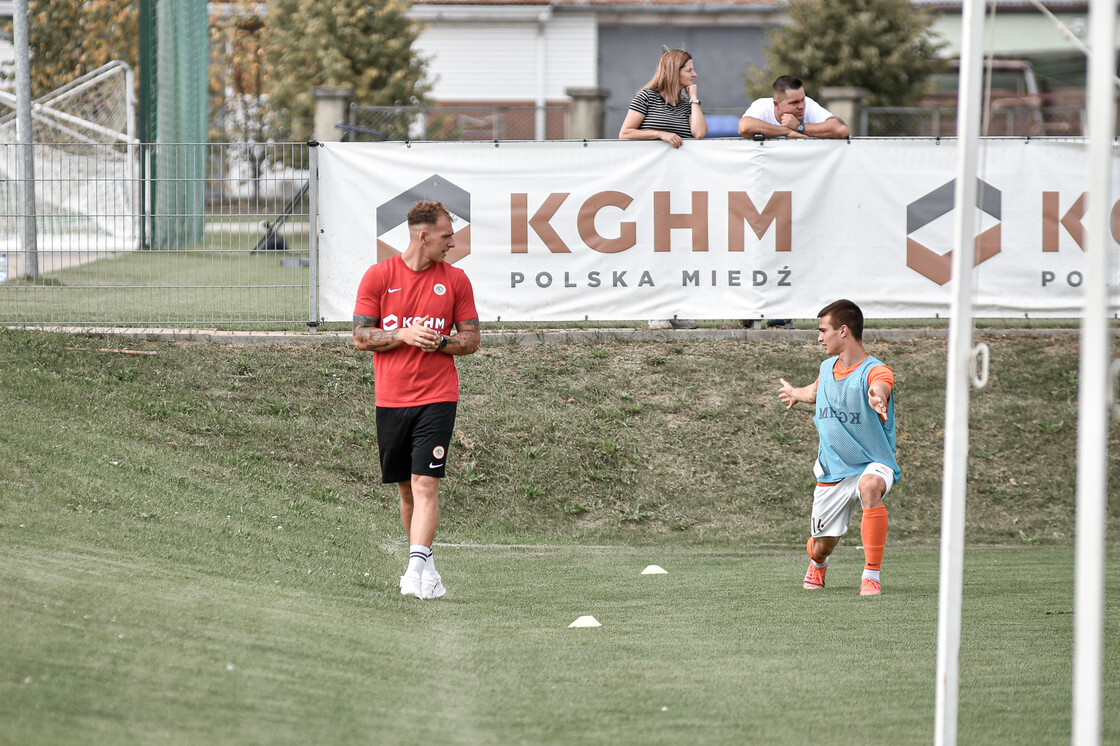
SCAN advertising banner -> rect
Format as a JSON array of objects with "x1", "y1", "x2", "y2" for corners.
[{"x1": 318, "y1": 138, "x2": 1120, "y2": 321}]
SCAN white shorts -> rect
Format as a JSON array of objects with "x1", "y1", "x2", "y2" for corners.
[{"x1": 809, "y1": 462, "x2": 895, "y2": 538}]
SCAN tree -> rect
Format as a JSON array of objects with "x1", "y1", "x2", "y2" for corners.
[
  {"x1": 5, "y1": 0, "x2": 138, "y2": 98},
  {"x1": 210, "y1": 0, "x2": 273, "y2": 199},
  {"x1": 262, "y1": 0, "x2": 431, "y2": 141},
  {"x1": 209, "y1": 1, "x2": 269, "y2": 143},
  {"x1": 745, "y1": 0, "x2": 946, "y2": 109}
]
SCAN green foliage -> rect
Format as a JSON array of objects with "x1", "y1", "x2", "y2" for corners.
[
  {"x1": 7, "y1": 0, "x2": 139, "y2": 98},
  {"x1": 209, "y1": 0, "x2": 270, "y2": 143},
  {"x1": 746, "y1": 0, "x2": 947, "y2": 108},
  {"x1": 262, "y1": 0, "x2": 431, "y2": 141}
]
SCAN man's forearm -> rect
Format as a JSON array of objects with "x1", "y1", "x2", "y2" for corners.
[
  {"x1": 353, "y1": 325, "x2": 400, "y2": 351},
  {"x1": 738, "y1": 117, "x2": 790, "y2": 138},
  {"x1": 441, "y1": 319, "x2": 481, "y2": 355},
  {"x1": 353, "y1": 313, "x2": 402, "y2": 351},
  {"x1": 806, "y1": 117, "x2": 850, "y2": 139}
]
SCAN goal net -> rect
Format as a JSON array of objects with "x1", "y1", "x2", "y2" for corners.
[{"x1": 0, "y1": 60, "x2": 140, "y2": 256}]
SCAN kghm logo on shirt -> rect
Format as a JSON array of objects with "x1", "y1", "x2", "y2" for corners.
[
  {"x1": 381, "y1": 314, "x2": 448, "y2": 332},
  {"x1": 817, "y1": 407, "x2": 863, "y2": 425}
]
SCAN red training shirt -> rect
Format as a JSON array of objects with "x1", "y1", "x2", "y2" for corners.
[{"x1": 354, "y1": 254, "x2": 478, "y2": 407}]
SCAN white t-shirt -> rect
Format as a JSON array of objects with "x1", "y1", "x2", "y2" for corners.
[{"x1": 741, "y1": 95, "x2": 836, "y2": 126}]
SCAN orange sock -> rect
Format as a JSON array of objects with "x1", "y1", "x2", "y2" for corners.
[{"x1": 861, "y1": 505, "x2": 888, "y2": 571}]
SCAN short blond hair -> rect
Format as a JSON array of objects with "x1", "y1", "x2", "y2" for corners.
[{"x1": 407, "y1": 200, "x2": 450, "y2": 228}]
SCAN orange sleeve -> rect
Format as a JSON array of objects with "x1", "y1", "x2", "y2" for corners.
[{"x1": 867, "y1": 364, "x2": 893, "y2": 394}]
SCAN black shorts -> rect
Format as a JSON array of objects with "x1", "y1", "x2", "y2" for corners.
[{"x1": 375, "y1": 401, "x2": 458, "y2": 484}]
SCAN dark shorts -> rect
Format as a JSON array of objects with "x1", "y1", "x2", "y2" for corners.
[{"x1": 375, "y1": 401, "x2": 458, "y2": 484}]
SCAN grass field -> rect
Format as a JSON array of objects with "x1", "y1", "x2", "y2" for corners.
[
  {"x1": 2, "y1": 541, "x2": 1114, "y2": 745},
  {"x1": 0, "y1": 327, "x2": 1117, "y2": 744}
]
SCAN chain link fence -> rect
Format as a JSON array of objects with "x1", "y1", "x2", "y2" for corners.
[
  {"x1": 0, "y1": 142, "x2": 314, "y2": 329},
  {"x1": 347, "y1": 104, "x2": 572, "y2": 141},
  {"x1": 861, "y1": 106, "x2": 1085, "y2": 137}
]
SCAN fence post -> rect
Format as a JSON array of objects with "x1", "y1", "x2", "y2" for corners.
[
  {"x1": 308, "y1": 142, "x2": 320, "y2": 332},
  {"x1": 820, "y1": 86, "x2": 869, "y2": 136},
  {"x1": 313, "y1": 87, "x2": 352, "y2": 143},
  {"x1": 12, "y1": 0, "x2": 37, "y2": 278},
  {"x1": 565, "y1": 87, "x2": 610, "y2": 140}
]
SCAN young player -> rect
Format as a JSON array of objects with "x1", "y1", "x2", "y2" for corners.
[{"x1": 777, "y1": 299, "x2": 899, "y2": 596}]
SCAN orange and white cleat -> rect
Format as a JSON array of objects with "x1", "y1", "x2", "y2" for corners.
[
  {"x1": 859, "y1": 577, "x2": 882, "y2": 596},
  {"x1": 803, "y1": 563, "x2": 826, "y2": 589}
]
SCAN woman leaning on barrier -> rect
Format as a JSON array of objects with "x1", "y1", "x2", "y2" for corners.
[{"x1": 619, "y1": 48, "x2": 707, "y2": 330}]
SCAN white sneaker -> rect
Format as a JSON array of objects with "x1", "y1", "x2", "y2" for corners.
[
  {"x1": 420, "y1": 570, "x2": 446, "y2": 600},
  {"x1": 399, "y1": 574, "x2": 422, "y2": 599}
]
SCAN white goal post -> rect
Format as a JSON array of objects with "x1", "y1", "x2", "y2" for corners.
[{"x1": 0, "y1": 60, "x2": 140, "y2": 266}]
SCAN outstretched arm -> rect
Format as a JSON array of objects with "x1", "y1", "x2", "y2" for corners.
[
  {"x1": 778, "y1": 377, "x2": 818, "y2": 410},
  {"x1": 868, "y1": 380, "x2": 891, "y2": 420}
]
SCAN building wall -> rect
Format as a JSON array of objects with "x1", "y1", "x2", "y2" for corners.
[
  {"x1": 0, "y1": 4, "x2": 13, "y2": 78},
  {"x1": 410, "y1": 6, "x2": 598, "y2": 102}
]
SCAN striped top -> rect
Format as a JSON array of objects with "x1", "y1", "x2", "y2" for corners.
[{"x1": 628, "y1": 88, "x2": 696, "y2": 139}]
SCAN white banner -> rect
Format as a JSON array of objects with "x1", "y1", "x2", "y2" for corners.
[{"x1": 318, "y1": 139, "x2": 1120, "y2": 321}]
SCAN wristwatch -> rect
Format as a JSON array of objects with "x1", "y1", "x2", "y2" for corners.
[
  {"x1": 796, "y1": 123, "x2": 805, "y2": 133},
  {"x1": 439, "y1": 335, "x2": 449, "y2": 349}
]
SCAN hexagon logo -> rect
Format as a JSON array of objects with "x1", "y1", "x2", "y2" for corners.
[
  {"x1": 376, "y1": 175, "x2": 471, "y2": 264},
  {"x1": 906, "y1": 178, "x2": 1001, "y2": 285}
]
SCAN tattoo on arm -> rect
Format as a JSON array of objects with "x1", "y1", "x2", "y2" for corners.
[
  {"x1": 352, "y1": 314, "x2": 397, "y2": 351},
  {"x1": 445, "y1": 318, "x2": 481, "y2": 354}
]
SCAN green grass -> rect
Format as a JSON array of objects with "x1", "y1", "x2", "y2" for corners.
[
  {"x1": 1, "y1": 239, "x2": 311, "y2": 328},
  {"x1": 0, "y1": 327, "x2": 1118, "y2": 743},
  {"x1": 1, "y1": 540, "x2": 1114, "y2": 745}
]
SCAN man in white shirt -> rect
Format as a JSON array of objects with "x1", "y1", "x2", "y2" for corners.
[
  {"x1": 737, "y1": 75, "x2": 849, "y2": 329},
  {"x1": 737, "y1": 75, "x2": 850, "y2": 139}
]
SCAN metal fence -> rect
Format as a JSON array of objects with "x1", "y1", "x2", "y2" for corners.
[
  {"x1": 861, "y1": 106, "x2": 1085, "y2": 137},
  {"x1": 0, "y1": 141, "x2": 315, "y2": 330},
  {"x1": 348, "y1": 104, "x2": 572, "y2": 141},
  {"x1": 0, "y1": 118, "x2": 1094, "y2": 330}
]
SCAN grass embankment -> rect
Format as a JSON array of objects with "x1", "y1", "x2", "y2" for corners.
[{"x1": 3, "y1": 328, "x2": 1111, "y2": 546}]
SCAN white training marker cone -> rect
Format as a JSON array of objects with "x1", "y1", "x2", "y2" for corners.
[
  {"x1": 568, "y1": 615, "x2": 601, "y2": 628},
  {"x1": 641, "y1": 565, "x2": 668, "y2": 574}
]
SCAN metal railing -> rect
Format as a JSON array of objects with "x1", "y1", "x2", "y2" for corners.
[
  {"x1": 861, "y1": 106, "x2": 1086, "y2": 137},
  {"x1": 0, "y1": 141, "x2": 314, "y2": 329},
  {"x1": 347, "y1": 104, "x2": 572, "y2": 141}
]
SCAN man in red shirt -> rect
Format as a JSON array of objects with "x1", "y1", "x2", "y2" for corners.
[{"x1": 353, "y1": 200, "x2": 480, "y2": 600}]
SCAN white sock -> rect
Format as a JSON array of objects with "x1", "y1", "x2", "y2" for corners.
[
  {"x1": 407, "y1": 544, "x2": 430, "y2": 578},
  {"x1": 812, "y1": 556, "x2": 829, "y2": 569},
  {"x1": 424, "y1": 550, "x2": 437, "y2": 575},
  {"x1": 862, "y1": 569, "x2": 880, "y2": 582}
]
